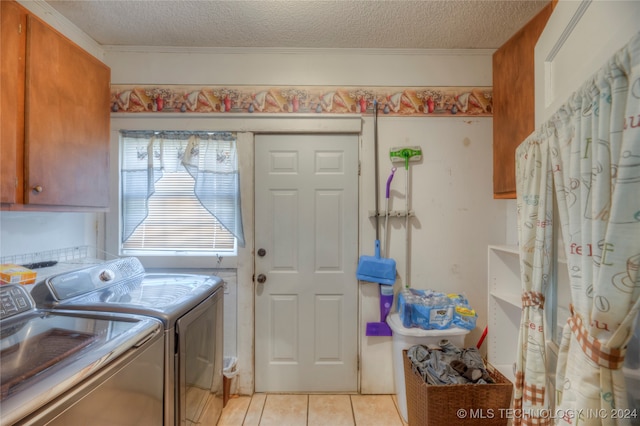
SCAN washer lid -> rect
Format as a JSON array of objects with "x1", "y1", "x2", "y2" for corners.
[
  {"x1": 119, "y1": 273, "x2": 223, "y2": 308},
  {"x1": 0, "y1": 310, "x2": 160, "y2": 425},
  {"x1": 386, "y1": 312, "x2": 470, "y2": 337},
  {"x1": 41, "y1": 273, "x2": 223, "y2": 327},
  {"x1": 31, "y1": 258, "x2": 224, "y2": 327},
  {"x1": 43, "y1": 257, "x2": 146, "y2": 301}
]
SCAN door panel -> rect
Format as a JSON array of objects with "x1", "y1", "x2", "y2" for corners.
[
  {"x1": 25, "y1": 16, "x2": 110, "y2": 207},
  {"x1": 255, "y1": 134, "x2": 358, "y2": 392},
  {"x1": 272, "y1": 190, "x2": 298, "y2": 270},
  {"x1": 271, "y1": 295, "x2": 298, "y2": 361}
]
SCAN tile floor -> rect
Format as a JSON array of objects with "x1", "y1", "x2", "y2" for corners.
[{"x1": 204, "y1": 394, "x2": 407, "y2": 426}]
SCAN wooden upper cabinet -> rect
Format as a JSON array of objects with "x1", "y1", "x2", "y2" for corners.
[
  {"x1": 1, "y1": 0, "x2": 111, "y2": 210},
  {"x1": 492, "y1": 2, "x2": 554, "y2": 198},
  {"x1": 25, "y1": 16, "x2": 110, "y2": 208}
]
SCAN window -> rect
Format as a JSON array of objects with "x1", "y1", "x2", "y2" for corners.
[{"x1": 120, "y1": 131, "x2": 244, "y2": 256}]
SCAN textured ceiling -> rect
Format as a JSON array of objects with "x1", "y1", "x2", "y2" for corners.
[{"x1": 43, "y1": 0, "x2": 550, "y2": 50}]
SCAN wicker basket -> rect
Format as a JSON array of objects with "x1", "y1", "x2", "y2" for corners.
[{"x1": 403, "y1": 349, "x2": 513, "y2": 426}]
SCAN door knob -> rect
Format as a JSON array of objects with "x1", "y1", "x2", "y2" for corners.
[
  {"x1": 257, "y1": 248, "x2": 266, "y2": 257},
  {"x1": 256, "y1": 274, "x2": 267, "y2": 284},
  {"x1": 32, "y1": 185, "x2": 43, "y2": 193}
]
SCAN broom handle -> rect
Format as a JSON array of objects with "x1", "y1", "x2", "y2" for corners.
[
  {"x1": 373, "y1": 99, "x2": 380, "y2": 241},
  {"x1": 405, "y1": 164, "x2": 410, "y2": 287},
  {"x1": 384, "y1": 168, "x2": 396, "y2": 257}
]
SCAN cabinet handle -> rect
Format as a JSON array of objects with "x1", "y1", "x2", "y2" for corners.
[{"x1": 32, "y1": 185, "x2": 43, "y2": 193}]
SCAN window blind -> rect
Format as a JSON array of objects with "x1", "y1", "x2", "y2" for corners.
[{"x1": 120, "y1": 131, "x2": 241, "y2": 254}]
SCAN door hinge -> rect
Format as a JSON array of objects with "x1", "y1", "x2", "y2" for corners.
[
  {"x1": 18, "y1": 24, "x2": 22, "y2": 34},
  {"x1": 358, "y1": 161, "x2": 361, "y2": 176}
]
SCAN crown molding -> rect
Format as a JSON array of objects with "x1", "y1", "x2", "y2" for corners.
[
  {"x1": 102, "y1": 45, "x2": 495, "y2": 57},
  {"x1": 17, "y1": 0, "x2": 105, "y2": 60}
]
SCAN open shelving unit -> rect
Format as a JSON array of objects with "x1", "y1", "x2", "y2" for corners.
[{"x1": 486, "y1": 245, "x2": 521, "y2": 383}]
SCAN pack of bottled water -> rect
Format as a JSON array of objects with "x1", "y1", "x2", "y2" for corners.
[{"x1": 397, "y1": 288, "x2": 477, "y2": 330}]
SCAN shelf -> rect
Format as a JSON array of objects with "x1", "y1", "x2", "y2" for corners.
[
  {"x1": 624, "y1": 366, "x2": 640, "y2": 381},
  {"x1": 488, "y1": 245, "x2": 519, "y2": 255},
  {"x1": 1, "y1": 246, "x2": 110, "y2": 290},
  {"x1": 490, "y1": 291, "x2": 521, "y2": 309},
  {"x1": 487, "y1": 244, "x2": 521, "y2": 373},
  {"x1": 492, "y1": 363, "x2": 516, "y2": 383}
]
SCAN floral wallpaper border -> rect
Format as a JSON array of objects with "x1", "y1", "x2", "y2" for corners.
[{"x1": 111, "y1": 85, "x2": 492, "y2": 117}]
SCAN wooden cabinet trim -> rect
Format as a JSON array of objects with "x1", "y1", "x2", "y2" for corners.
[
  {"x1": 492, "y1": 2, "x2": 554, "y2": 198},
  {"x1": 1, "y1": 0, "x2": 27, "y2": 204}
]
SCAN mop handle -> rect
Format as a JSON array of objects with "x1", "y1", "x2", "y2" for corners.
[
  {"x1": 386, "y1": 167, "x2": 396, "y2": 198},
  {"x1": 373, "y1": 99, "x2": 380, "y2": 241},
  {"x1": 405, "y1": 165, "x2": 410, "y2": 287},
  {"x1": 384, "y1": 168, "x2": 396, "y2": 257}
]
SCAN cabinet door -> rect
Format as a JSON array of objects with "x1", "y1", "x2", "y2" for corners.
[
  {"x1": 492, "y1": 2, "x2": 553, "y2": 198},
  {"x1": 24, "y1": 16, "x2": 110, "y2": 208},
  {"x1": 0, "y1": 1, "x2": 27, "y2": 205}
]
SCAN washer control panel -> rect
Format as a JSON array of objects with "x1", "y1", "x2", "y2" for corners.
[{"x1": 0, "y1": 284, "x2": 34, "y2": 320}]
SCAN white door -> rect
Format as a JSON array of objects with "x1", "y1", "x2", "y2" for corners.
[{"x1": 254, "y1": 134, "x2": 359, "y2": 392}]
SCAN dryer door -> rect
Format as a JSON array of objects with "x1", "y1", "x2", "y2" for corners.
[{"x1": 175, "y1": 289, "x2": 223, "y2": 426}]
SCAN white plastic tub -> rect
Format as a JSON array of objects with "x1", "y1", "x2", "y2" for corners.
[{"x1": 386, "y1": 312, "x2": 471, "y2": 422}]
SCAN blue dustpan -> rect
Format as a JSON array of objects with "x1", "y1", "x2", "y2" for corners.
[{"x1": 356, "y1": 240, "x2": 396, "y2": 285}]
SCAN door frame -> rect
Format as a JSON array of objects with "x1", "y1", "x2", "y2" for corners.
[
  {"x1": 253, "y1": 133, "x2": 360, "y2": 392},
  {"x1": 237, "y1": 117, "x2": 364, "y2": 395}
]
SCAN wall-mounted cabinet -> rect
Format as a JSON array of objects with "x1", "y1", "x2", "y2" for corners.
[
  {"x1": 492, "y1": 2, "x2": 553, "y2": 199},
  {"x1": 1, "y1": 0, "x2": 110, "y2": 211}
]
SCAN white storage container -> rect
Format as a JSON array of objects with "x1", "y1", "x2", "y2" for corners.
[{"x1": 386, "y1": 312, "x2": 471, "y2": 422}]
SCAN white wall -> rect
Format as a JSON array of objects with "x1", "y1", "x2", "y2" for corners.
[
  {"x1": 0, "y1": 211, "x2": 100, "y2": 259},
  {"x1": 359, "y1": 114, "x2": 507, "y2": 392},
  {"x1": 535, "y1": 0, "x2": 640, "y2": 126},
  {"x1": 105, "y1": 46, "x2": 492, "y2": 87}
]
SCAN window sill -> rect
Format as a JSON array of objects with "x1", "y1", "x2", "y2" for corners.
[{"x1": 131, "y1": 254, "x2": 237, "y2": 270}]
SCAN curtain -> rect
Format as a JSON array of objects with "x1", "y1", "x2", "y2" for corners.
[
  {"x1": 515, "y1": 31, "x2": 640, "y2": 425},
  {"x1": 121, "y1": 132, "x2": 161, "y2": 242},
  {"x1": 514, "y1": 131, "x2": 554, "y2": 426},
  {"x1": 121, "y1": 130, "x2": 245, "y2": 247},
  {"x1": 548, "y1": 32, "x2": 640, "y2": 425}
]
